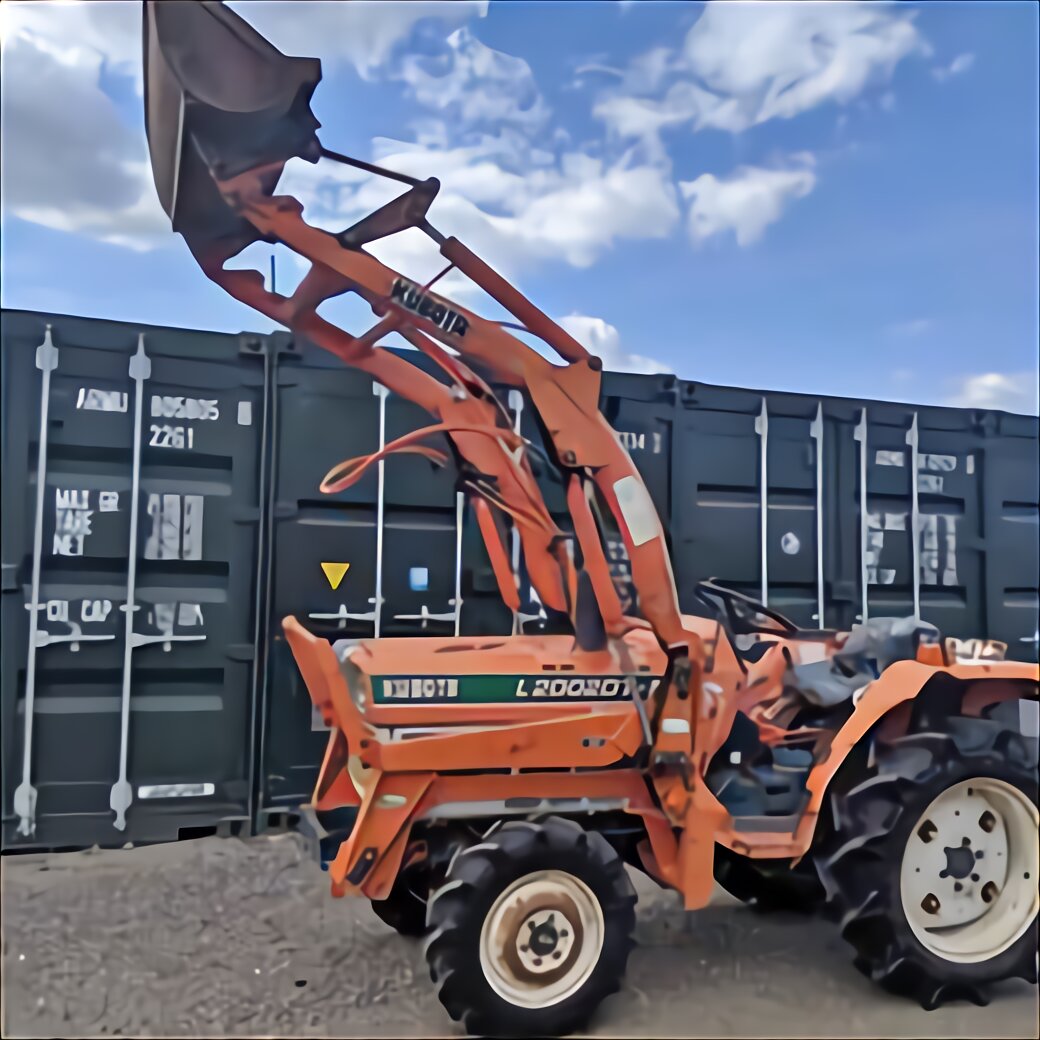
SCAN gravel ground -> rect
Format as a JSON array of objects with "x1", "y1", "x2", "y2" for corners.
[{"x1": 2, "y1": 832, "x2": 1036, "y2": 1039}]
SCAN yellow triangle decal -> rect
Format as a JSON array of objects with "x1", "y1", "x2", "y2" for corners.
[{"x1": 320, "y1": 562, "x2": 350, "y2": 591}]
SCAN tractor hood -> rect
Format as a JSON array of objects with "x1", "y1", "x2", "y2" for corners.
[{"x1": 142, "y1": 0, "x2": 323, "y2": 254}]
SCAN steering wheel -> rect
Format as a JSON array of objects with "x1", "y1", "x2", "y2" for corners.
[{"x1": 693, "y1": 578, "x2": 798, "y2": 637}]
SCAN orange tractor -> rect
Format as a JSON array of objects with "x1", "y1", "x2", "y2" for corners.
[{"x1": 144, "y1": 3, "x2": 1039, "y2": 1035}]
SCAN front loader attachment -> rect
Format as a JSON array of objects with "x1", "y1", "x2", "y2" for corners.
[
  {"x1": 140, "y1": 0, "x2": 696, "y2": 659},
  {"x1": 143, "y1": 0, "x2": 715, "y2": 912},
  {"x1": 143, "y1": 0, "x2": 322, "y2": 255}
]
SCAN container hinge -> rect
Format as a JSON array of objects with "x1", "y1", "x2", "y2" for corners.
[
  {"x1": 270, "y1": 332, "x2": 299, "y2": 357},
  {"x1": 237, "y1": 334, "x2": 267, "y2": 359}
]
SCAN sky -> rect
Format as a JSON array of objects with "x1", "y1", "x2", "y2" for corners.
[{"x1": 1, "y1": 0, "x2": 1038, "y2": 413}]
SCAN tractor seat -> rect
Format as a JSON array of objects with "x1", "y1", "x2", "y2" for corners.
[{"x1": 790, "y1": 616, "x2": 942, "y2": 709}]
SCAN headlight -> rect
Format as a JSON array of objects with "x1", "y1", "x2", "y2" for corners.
[{"x1": 334, "y1": 640, "x2": 367, "y2": 713}]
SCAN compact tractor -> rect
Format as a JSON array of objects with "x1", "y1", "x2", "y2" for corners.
[{"x1": 144, "y1": 3, "x2": 1039, "y2": 1035}]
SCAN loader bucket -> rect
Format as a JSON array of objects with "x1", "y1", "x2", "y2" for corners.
[{"x1": 142, "y1": 0, "x2": 323, "y2": 254}]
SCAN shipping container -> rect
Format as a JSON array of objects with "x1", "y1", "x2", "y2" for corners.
[
  {"x1": 2, "y1": 311, "x2": 268, "y2": 849},
  {"x1": 3, "y1": 308, "x2": 1037, "y2": 849}
]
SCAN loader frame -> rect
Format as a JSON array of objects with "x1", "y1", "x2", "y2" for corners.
[{"x1": 143, "y1": 0, "x2": 1040, "y2": 914}]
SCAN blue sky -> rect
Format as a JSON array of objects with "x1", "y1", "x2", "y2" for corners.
[{"x1": 2, "y1": 0, "x2": 1037, "y2": 412}]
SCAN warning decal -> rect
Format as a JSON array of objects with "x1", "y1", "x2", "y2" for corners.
[{"x1": 320, "y1": 562, "x2": 350, "y2": 590}]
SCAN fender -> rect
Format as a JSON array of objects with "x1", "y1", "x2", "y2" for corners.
[{"x1": 793, "y1": 658, "x2": 1040, "y2": 853}]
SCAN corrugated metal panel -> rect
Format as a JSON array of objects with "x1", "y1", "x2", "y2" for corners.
[
  {"x1": 2, "y1": 308, "x2": 1036, "y2": 847},
  {"x1": 672, "y1": 382, "x2": 1040, "y2": 653},
  {"x1": 2, "y1": 311, "x2": 267, "y2": 849}
]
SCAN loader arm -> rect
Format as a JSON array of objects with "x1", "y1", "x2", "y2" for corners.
[
  {"x1": 142, "y1": 0, "x2": 697, "y2": 664},
  {"x1": 142, "y1": 3, "x2": 720, "y2": 902}
]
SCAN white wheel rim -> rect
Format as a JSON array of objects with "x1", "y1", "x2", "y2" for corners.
[
  {"x1": 900, "y1": 777, "x2": 1039, "y2": 964},
  {"x1": 479, "y1": 869, "x2": 605, "y2": 1009}
]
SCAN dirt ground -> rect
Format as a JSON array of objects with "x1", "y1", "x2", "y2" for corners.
[{"x1": 2, "y1": 832, "x2": 1036, "y2": 1039}]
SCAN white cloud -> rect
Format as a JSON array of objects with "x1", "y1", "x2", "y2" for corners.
[
  {"x1": 932, "y1": 52, "x2": 975, "y2": 83},
  {"x1": 885, "y1": 317, "x2": 933, "y2": 338},
  {"x1": 486, "y1": 159, "x2": 679, "y2": 268},
  {"x1": 396, "y1": 27, "x2": 549, "y2": 133},
  {"x1": 3, "y1": 0, "x2": 142, "y2": 88},
  {"x1": 0, "y1": 10, "x2": 169, "y2": 251},
  {"x1": 947, "y1": 372, "x2": 1039, "y2": 415},
  {"x1": 593, "y1": 81, "x2": 711, "y2": 160},
  {"x1": 227, "y1": 0, "x2": 488, "y2": 80},
  {"x1": 592, "y1": 1, "x2": 927, "y2": 145},
  {"x1": 679, "y1": 156, "x2": 816, "y2": 246},
  {"x1": 1, "y1": 0, "x2": 818, "y2": 273},
  {"x1": 577, "y1": 46, "x2": 676, "y2": 94},
  {"x1": 557, "y1": 315, "x2": 671, "y2": 374},
  {"x1": 0, "y1": 0, "x2": 492, "y2": 252},
  {"x1": 281, "y1": 134, "x2": 680, "y2": 285},
  {"x1": 3, "y1": 0, "x2": 679, "y2": 278}
]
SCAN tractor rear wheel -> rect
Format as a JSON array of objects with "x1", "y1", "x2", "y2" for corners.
[
  {"x1": 817, "y1": 709, "x2": 1039, "y2": 1008},
  {"x1": 424, "y1": 816, "x2": 637, "y2": 1037}
]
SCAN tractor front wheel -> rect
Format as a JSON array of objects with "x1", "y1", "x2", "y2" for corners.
[{"x1": 424, "y1": 816, "x2": 637, "y2": 1037}]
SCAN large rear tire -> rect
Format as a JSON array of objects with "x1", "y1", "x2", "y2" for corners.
[
  {"x1": 817, "y1": 706, "x2": 1039, "y2": 1009},
  {"x1": 424, "y1": 816, "x2": 637, "y2": 1037}
]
